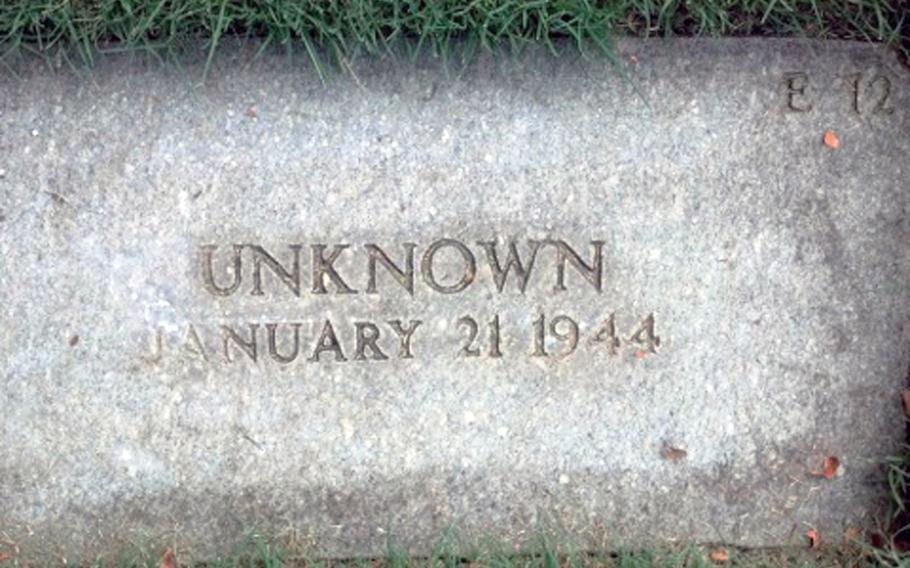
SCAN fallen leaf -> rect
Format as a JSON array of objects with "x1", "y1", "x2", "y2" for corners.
[
  {"x1": 806, "y1": 529, "x2": 820, "y2": 549},
  {"x1": 662, "y1": 443, "x2": 688, "y2": 461},
  {"x1": 635, "y1": 350, "x2": 649, "y2": 359},
  {"x1": 823, "y1": 456, "x2": 840, "y2": 479},
  {"x1": 0, "y1": 551, "x2": 14, "y2": 562},
  {"x1": 708, "y1": 547, "x2": 729, "y2": 563},
  {"x1": 69, "y1": 334, "x2": 79, "y2": 347},
  {"x1": 245, "y1": 106, "x2": 258, "y2": 119},
  {"x1": 823, "y1": 129, "x2": 840, "y2": 149},
  {"x1": 160, "y1": 549, "x2": 177, "y2": 568},
  {"x1": 902, "y1": 389, "x2": 910, "y2": 418}
]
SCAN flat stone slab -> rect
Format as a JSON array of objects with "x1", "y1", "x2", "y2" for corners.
[{"x1": 1, "y1": 39, "x2": 909, "y2": 561}]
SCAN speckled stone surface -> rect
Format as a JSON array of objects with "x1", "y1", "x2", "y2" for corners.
[{"x1": 1, "y1": 39, "x2": 909, "y2": 562}]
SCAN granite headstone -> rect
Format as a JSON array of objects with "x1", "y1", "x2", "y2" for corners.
[{"x1": 1, "y1": 39, "x2": 909, "y2": 561}]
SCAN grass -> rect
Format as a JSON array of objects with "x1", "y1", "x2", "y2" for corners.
[
  {"x1": 56, "y1": 531, "x2": 873, "y2": 568},
  {"x1": 0, "y1": 1, "x2": 907, "y2": 76}
]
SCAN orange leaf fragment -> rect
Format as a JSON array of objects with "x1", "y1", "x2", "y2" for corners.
[
  {"x1": 823, "y1": 129, "x2": 840, "y2": 149},
  {"x1": 806, "y1": 529, "x2": 820, "y2": 549},
  {"x1": 662, "y1": 443, "x2": 688, "y2": 461},
  {"x1": 160, "y1": 549, "x2": 177, "y2": 568},
  {"x1": 823, "y1": 456, "x2": 840, "y2": 479},
  {"x1": 635, "y1": 350, "x2": 649, "y2": 359},
  {"x1": 0, "y1": 551, "x2": 13, "y2": 562},
  {"x1": 708, "y1": 547, "x2": 729, "y2": 563}
]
